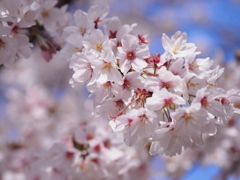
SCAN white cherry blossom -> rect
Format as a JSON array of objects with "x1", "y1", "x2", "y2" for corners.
[
  {"x1": 92, "y1": 51, "x2": 123, "y2": 84},
  {"x1": 83, "y1": 29, "x2": 113, "y2": 56},
  {"x1": 146, "y1": 88, "x2": 185, "y2": 112},
  {"x1": 110, "y1": 108, "x2": 157, "y2": 146},
  {"x1": 117, "y1": 34, "x2": 150, "y2": 74},
  {"x1": 162, "y1": 31, "x2": 197, "y2": 59},
  {"x1": 64, "y1": 10, "x2": 94, "y2": 37},
  {"x1": 69, "y1": 52, "x2": 97, "y2": 87},
  {"x1": 145, "y1": 66, "x2": 183, "y2": 95}
]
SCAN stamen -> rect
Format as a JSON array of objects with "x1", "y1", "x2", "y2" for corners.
[
  {"x1": 183, "y1": 113, "x2": 193, "y2": 122},
  {"x1": 126, "y1": 51, "x2": 136, "y2": 60},
  {"x1": 95, "y1": 43, "x2": 102, "y2": 51},
  {"x1": 103, "y1": 62, "x2": 112, "y2": 70},
  {"x1": 79, "y1": 27, "x2": 86, "y2": 36}
]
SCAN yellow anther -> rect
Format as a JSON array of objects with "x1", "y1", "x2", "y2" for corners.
[
  {"x1": 79, "y1": 27, "x2": 86, "y2": 35},
  {"x1": 95, "y1": 43, "x2": 102, "y2": 51},
  {"x1": 189, "y1": 82, "x2": 199, "y2": 87},
  {"x1": 103, "y1": 62, "x2": 112, "y2": 70},
  {"x1": 162, "y1": 82, "x2": 171, "y2": 89},
  {"x1": 206, "y1": 82, "x2": 217, "y2": 87},
  {"x1": 102, "y1": 81, "x2": 111, "y2": 89},
  {"x1": 173, "y1": 45, "x2": 181, "y2": 54},
  {"x1": 183, "y1": 113, "x2": 193, "y2": 122},
  {"x1": 126, "y1": 51, "x2": 135, "y2": 60}
]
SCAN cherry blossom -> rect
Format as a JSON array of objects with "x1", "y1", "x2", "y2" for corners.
[
  {"x1": 92, "y1": 51, "x2": 123, "y2": 84},
  {"x1": 117, "y1": 34, "x2": 149, "y2": 74},
  {"x1": 69, "y1": 52, "x2": 97, "y2": 87},
  {"x1": 161, "y1": 31, "x2": 197, "y2": 59}
]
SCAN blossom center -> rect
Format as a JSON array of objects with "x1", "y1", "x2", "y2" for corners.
[
  {"x1": 115, "y1": 100, "x2": 124, "y2": 111},
  {"x1": 201, "y1": 96, "x2": 208, "y2": 107},
  {"x1": 183, "y1": 113, "x2": 193, "y2": 122},
  {"x1": 162, "y1": 82, "x2": 171, "y2": 89},
  {"x1": 164, "y1": 98, "x2": 173, "y2": 108},
  {"x1": 123, "y1": 79, "x2": 131, "y2": 89},
  {"x1": 79, "y1": 27, "x2": 86, "y2": 36},
  {"x1": 126, "y1": 51, "x2": 136, "y2": 60},
  {"x1": 103, "y1": 62, "x2": 112, "y2": 70},
  {"x1": 95, "y1": 43, "x2": 102, "y2": 51},
  {"x1": 173, "y1": 45, "x2": 181, "y2": 54},
  {"x1": 139, "y1": 114, "x2": 147, "y2": 123},
  {"x1": 102, "y1": 81, "x2": 111, "y2": 90}
]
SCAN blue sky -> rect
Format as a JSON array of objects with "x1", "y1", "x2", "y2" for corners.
[{"x1": 144, "y1": 0, "x2": 240, "y2": 61}]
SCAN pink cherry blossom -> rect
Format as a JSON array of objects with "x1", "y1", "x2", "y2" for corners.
[{"x1": 117, "y1": 34, "x2": 150, "y2": 74}]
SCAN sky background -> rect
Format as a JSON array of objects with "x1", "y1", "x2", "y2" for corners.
[{"x1": 71, "y1": 0, "x2": 240, "y2": 61}]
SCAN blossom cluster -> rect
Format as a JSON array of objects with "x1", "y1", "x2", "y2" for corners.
[
  {"x1": 162, "y1": 57, "x2": 240, "y2": 179},
  {"x1": 0, "y1": 0, "x2": 70, "y2": 66},
  {"x1": 64, "y1": 6, "x2": 240, "y2": 156}
]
